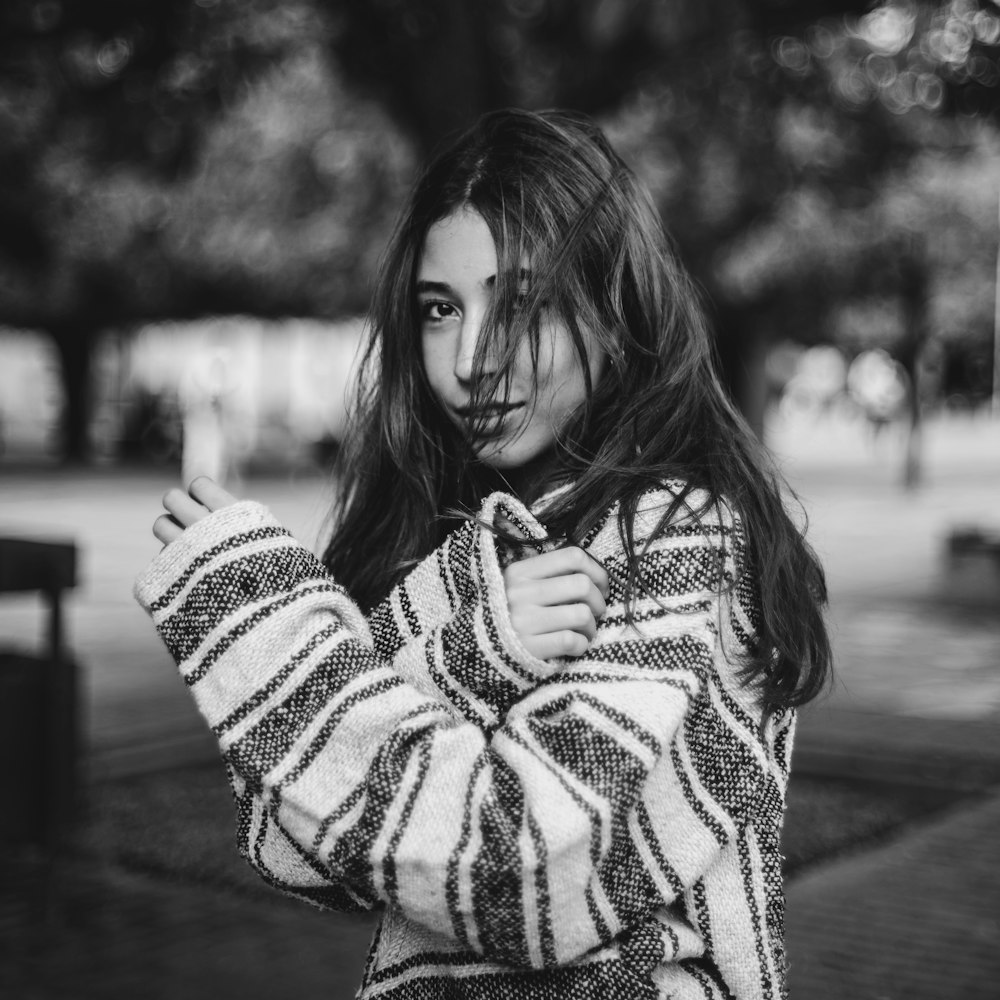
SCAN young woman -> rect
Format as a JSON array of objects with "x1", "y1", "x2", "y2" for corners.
[{"x1": 137, "y1": 108, "x2": 829, "y2": 1000}]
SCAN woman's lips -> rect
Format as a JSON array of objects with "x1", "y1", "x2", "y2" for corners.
[
  {"x1": 452, "y1": 402, "x2": 525, "y2": 437},
  {"x1": 453, "y1": 402, "x2": 524, "y2": 419}
]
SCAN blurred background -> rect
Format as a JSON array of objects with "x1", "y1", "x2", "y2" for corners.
[
  {"x1": 0, "y1": 0, "x2": 999, "y2": 466},
  {"x1": 1, "y1": 1, "x2": 999, "y2": 998}
]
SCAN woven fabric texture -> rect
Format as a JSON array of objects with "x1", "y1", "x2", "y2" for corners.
[{"x1": 134, "y1": 487, "x2": 794, "y2": 999}]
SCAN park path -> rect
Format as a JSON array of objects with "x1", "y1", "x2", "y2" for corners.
[{"x1": 769, "y1": 410, "x2": 1000, "y2": 726}]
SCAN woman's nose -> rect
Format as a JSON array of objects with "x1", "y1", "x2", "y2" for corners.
[{"x1": 453, "y1": 307, "x2": 492, "y2": 385}]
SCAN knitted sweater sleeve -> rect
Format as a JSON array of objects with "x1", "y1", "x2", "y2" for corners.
[
  {"x1": 134, "y1": 491, "x2": 761, "y2": 969},
  {"x1": 365, "y1": 490, "x2": 562, "y2": 731}
]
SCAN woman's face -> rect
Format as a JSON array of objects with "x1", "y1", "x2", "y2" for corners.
[{"x1": 417, "y1": 207, "x2": 605, "y2": 476}]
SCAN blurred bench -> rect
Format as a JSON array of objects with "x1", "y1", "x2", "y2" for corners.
[
  {"x1": 944, "y1": 527, "x2": 1000, "y2": 608},
  {"x1": 0, "y1": 536, "x2": 80, "y2": 849}
]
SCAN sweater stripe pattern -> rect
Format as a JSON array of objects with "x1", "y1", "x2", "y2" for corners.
[{"x1": 134, "y1": 487, "x2": 794, "y2": 999}]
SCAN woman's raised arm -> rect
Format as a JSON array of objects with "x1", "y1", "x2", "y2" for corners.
[{"x1": 135, "y1": 488, "x2": 771, "y2": 970}]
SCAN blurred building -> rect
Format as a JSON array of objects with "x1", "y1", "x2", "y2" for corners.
[
  {"x1": 0, "y1": 329, "x2": 63, "y2": 459},
  {"x1": 0, "y1": 318, "x2": 366, "y2": 470}
]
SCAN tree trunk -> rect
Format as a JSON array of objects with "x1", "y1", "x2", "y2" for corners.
[
  {"x1": 330, "y1": 0, "x2": 510, "y2": 158},
  {"x1": 713, "y1": 304, "x2": 768, "y2": 439},
  {"x1": 897, "y1": 237, "x2": 929, "y2": 491},
  {"x1": 48, "y1": 323, "x2": 97, "y2": 465}
]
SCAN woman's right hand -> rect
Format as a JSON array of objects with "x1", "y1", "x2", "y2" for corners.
[
  {"x1": 153, "y1": 476, "x2": 239, "y2": 546},
  {"x1": 503, "y1": 546, "x2": 610, "y2": 661}
]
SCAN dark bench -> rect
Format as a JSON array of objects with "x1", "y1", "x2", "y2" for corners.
[
  {"x1": 944, "y1": 526, "x2": 1000, "y2": 607},
  {"x1": 0, "y1": 536, "x2": 80, "y2": 849}
]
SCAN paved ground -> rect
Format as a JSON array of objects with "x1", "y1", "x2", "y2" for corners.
[
  {"x1": 775, "y1": 410, "x2": 1000, "y2": 999},
  {"x1": 785, "y1": 789, "x2": 1000, "y2": 999},
  {"x1": 0, "y1": 467, "x2": 335, "y2": 780},
  {"x1": 1, "y1": 409, "x2": 999, "y2": 998},
  {"x1": 1, "y1": 857, "x2": 377, "y2": 1000}
]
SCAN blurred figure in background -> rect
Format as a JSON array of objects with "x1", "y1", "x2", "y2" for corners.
[
  {"x1": 846, "y1": 348, "x2": 909, "y2": 439},
  {"x1": 778, "y1": 345, "x2": 848, "y2": 422},
  {"x1": 179, "y1": 347, "x2": 242, "y2": 488}
]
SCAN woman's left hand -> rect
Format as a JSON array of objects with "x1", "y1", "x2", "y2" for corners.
[
  {"x1": 503, "y1": 546, "x2": 610, "y2": 661},
  {"x1": 153, "y1": 476, "x2": 239, "y2": 546}
]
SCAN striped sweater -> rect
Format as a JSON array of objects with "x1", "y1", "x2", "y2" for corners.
[{"x1": 134, "y1": 486, "x2": 795, "y2": 999}]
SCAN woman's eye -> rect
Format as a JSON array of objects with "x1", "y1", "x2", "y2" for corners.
[
  {"x1": 420, "y1": 301, "x2": 458, "y2": 323},
  {"x1": 514, "y1": 288, "x2": 545, "y2": 312}
]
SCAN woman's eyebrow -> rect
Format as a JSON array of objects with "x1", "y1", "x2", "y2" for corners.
[
  {"x1": 415, "y1": 279, "x2": 456, "y2": 296},
  {"x1": 485, "y1": 268, "x2": 532, "y2": 289},
  {"x1": 498, "y1": 268, "x2": 532, "y2": 285},
  {"x1": 415, "y1": 269, "x2": 531, "y2": 296}
]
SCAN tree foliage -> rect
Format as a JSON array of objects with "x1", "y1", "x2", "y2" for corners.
[
  {"x1": 1, "y1": 0, "x2": 998, "y2": 458},
  {"x1": 0, "y1": 0, "x2": 412, "y2": 458}
]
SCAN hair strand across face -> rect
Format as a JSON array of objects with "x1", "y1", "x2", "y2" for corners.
[{"x1": 324, "y1": 108, "x2": 831, "y2": 721}]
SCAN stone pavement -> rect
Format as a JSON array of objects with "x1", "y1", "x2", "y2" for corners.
[
  {"x1": 785, "y1": 787, "x2": 1000, "y2": 999},
  {"x1": 774, "y1": 411, "x2": 1000, "y2": 999},
  {"x1": 785, "y1": 675, "x2": 1000, "y2": 999},
  {"x1": 1, "y1": 856, "x2": 377, "y2": 1000},
  {"x1": 783, "y1": 624, "x2": 1000, "y2": 998}
]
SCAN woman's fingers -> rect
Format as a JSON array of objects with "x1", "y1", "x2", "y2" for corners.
[
  {"x1": 504, "y1": 546, "x2": 609, "y2": 597},
  {"x1": 509, "y1": 601, "x2": 599, "y2": 642},
  {"x1": 188, "y1": 476, "x2": 238, "y2": 512},
  {"x1": 154, "y1": 477, "x2": 239, "y2": 544},
  {"x1": 507, "y1": 573, "x2": 607, "y2": 620},
  {"x1": 520, "y1": 630, "x2": 592, "y2": 661},
  {"x1": 162, "y1": 487, "x2": 211, "y2": 529},
  {"x1": 503, "y1": 548, "x2": 612, "y2": 661},
  {"x1": 153, "y1": 514, "x2": 184, "y2": 545}
]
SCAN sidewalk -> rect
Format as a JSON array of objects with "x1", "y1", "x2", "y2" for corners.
[
  {"x1": 786, "y1": 787, "x2": 1000, "y2": 999},
  {"x1": 776, "y1": 411, "x2": 1000, "y2": 997},
  {"x1": 785, "y1": 678, "x2": 1000, "y2": 998},
  {"x1": 1, "y1": 857, "x2": 377, "y2": 1000}
]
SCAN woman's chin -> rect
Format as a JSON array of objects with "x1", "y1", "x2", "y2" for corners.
[
  {"x1": 473, "y1": 441, "x2": 536, "y2": 472},
  {"x1": 473, "y1": 442, "x2": 563, "y2": 498}
]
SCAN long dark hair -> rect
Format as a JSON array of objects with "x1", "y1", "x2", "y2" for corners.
[{"x1": 324, "y1": 108, "x2": 830, "y2": 717}]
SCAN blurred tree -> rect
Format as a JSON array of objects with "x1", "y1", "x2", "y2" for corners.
[
  {"x1": 325, "y1": 0, "x2": 1000, "y2": 430},
  {"x1": 0, "y1": 0, "x2": 412, "y2": 461},
  {"x1": 707, "y1": 4, "x2": 1000, "y2": 442},
  {"x1": 1, "y1": 0, "x2": 244, "y2": 460},
  {"x1": 2, "y1": 0, "x2": 998, "y2": 459}
]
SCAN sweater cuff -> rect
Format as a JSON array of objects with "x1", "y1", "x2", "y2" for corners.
[
  {"x1": 133, "y1": 500, "x2": 370, "y2": 645},
  {"x1": 477, "y1": 492, "x2": 563, "y2": 682},
  {"x1": 134, "y1": 501, "x2": 279, "y2": 615}
]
